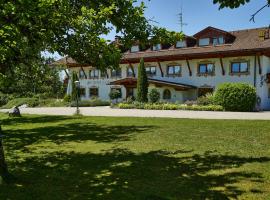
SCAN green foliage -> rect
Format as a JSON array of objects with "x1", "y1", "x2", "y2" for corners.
[
  {"x1": 0, "y1": 0, "x2": 183, "y2": 73},
  {"x1": 148, "y1": 89, "x2": 160, "y2": 103},
  {"x1": 109, "y1": 90, "x2": 122, "y2": 100},
  {"x1": 197, "y1": 93, "x2": 216, "y2": 106},
  {"x1": 117, "y1": 102, "x2": 223, "y2": 111},
  {"x1": 2, "y1": 98, "x2": 39, "y2": 109},
  {"x1": 63, "y1": 94, "x2": 71, "y2": 103},
  {"x1": 0, "y1": 58, "x2": 64, "y2": 98},
  {"x1": 71, "y1": 72, "x2": 79, "y2": 102},
  {"x1": 70, "y1": 99, "x2": 110, "y2": 107},
  {"x1": 136, "y1": 58, "x2": 148, "y2": 103},
  {"x1": 214, "y1": 83, "x2": 256, "y2": 112}
]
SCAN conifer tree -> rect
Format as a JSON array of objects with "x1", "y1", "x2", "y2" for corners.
[{"x1": 136, "y1": 58, "x2": 149, "y2": 102}]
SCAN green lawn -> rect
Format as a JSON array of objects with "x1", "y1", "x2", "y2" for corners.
[{"x1": 0, "y1": 114, "x2": 270, "y2": 200}]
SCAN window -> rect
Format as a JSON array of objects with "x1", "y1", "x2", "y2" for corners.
[
  {"x1": 231, "y1": 61, "x2": 249, "y2": 73},
  {"x1": 146, "y1": 66, "x2": 156, "y2": 76},
  {"x1": 131, "y1": 45, "x2": 139, "y2": 52},
  {"x1": 111, "y1": 69, "x2": 122, "y2": 78},
  {"x1": 176, "y1": 40, "x2": 186, "y2": 48},
  {"x1": 153, "y1": 44, "x2": 161, "y2": 51},
  {"x1": 163, "y1": 89, "x2": 171, "y2": 100},
  {"x1": 213, "y1": 36, "x2": 224, "y2": 45},
  {"x1": 199, "y1": 38, "x2": 210, "y2": 46},
  {"x1": 79, "y1": 88, "x2": 86, "y2": 97},
  {"x1": 167, "y1": 65, "x2": 181, "y2": 76},
  {"x1": 127, "y1": 67, "x2": 134, "y2": 77},
  {"x1": 79, "y1": 69, "x2": 85, "y2": 79},
  {"x1": 100, "y1": 71, "x2": 107, "y2": 78},
  {"x1": 89, "y1": 69, "x2": 99, "y2": 79},
  {"x1": 89, "y1": 88, "x2": 98, "y2": 98},
  {"x1": 198, "y1": 63, "x2": 214, "y2": 75}
]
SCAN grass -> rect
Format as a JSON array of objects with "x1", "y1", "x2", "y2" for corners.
[{"x1": 0, "y1": 114, "x2": 270, "y2": 199}]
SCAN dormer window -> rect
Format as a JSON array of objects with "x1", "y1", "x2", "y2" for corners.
[
  {"x1": 199, "y1": 38, "x2": 210, "y2": 46},
  {"x1": 131, "y1": 45, "x2": 139, "y2": 52},
  {"x1": 152, "y1": 44, "x2": 161, "y2": 51},
  {"x1": 176, "y1": 41, "x2": 186, "y2": 48},
  {"x1": 213, "y1": 36, "x2": 224, "y2": 45}
]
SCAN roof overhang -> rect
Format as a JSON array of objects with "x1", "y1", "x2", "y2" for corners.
[{"x1": 108, "y1": 77, "x2": 197, "y2": 91}]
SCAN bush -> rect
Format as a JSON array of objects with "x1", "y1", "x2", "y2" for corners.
[
  {"x1": 214, "y1": 83, "x2": 256, "y2": 112},
  {"x1": 109, "y1": 90, "x2": 122, "y2": 102},
  {"x1": 70, "y1": 99, "x2": 110, "y2": 107},
  {"x1": 117, "y1": 102, "x2": 223, "y2": 111},
  {"x1": 126, "y1": 96, "x2": 135, "y2": 104},
  {"x1": 197, "y1": 93, "x2": 215, "y2": 106},
  {"x1": 63, "y1": 94, "x2": 71, "y2": 103},
  {"x1": 0, "y1": 93, "x2": 13, "y2": 106},
  {"x1": 148, "y1": 89, "x2": 160, "y2": 103},
  {"x1": 2, "y1": 98, "x2": 39, "y2": 108}
]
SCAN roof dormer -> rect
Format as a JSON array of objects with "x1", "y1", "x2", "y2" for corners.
[{"x1": 194, "y1": 26, "x2": 235, "y2": 46}]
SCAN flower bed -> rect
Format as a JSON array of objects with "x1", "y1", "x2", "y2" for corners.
[{"x1": 116, "y1": 102, "x2": 223, "y2": 111}]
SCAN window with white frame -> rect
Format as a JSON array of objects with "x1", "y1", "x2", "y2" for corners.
[
  {"x1": 89, "y1": 87, "x2": 99, "y2": 98},
  {"x1": 153, "y1": 44, "x2": 162, "y2": 51},
  {"x1": 146, "y1": 66, "x2": 156, "y2": 76},
  {"x1": 213, "y1": 36, "x2": 224, "y2": 45},
  {"x1": 111, "y1": 69, "x2": 122, "y2": 78},
  {"x1": 89, "y1": 69, "x2": 99, "y2": 78},
  {"x1": 131, "y1": 45, "x2": 139, "y2": 52},
  {"x1": 198, "y1": 63, "x2": 214, "y2": 75},
  {"x1": 199, "y1": 38, "x2": 210, "y2": 46},
  {"x1": 176, "y1": 40, "x2": 186, "y2": 48},
  {"x1": 79, "y1": 69, "x2": 85, "y2": 79},
  {"x1": 167, "y1": 65, "x2": 181, "y2": 76},
  {"x1": 231, "y1": 61, "x2": 249, "y2": 74},
  {"x1": 127, "y1": 66, "x2": 134, "y2": 77}
]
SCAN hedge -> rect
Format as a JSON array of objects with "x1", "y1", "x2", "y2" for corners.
[
  {"x1": 117, "y1": 103, "x2": 223, "y2": 111},
  {"x1": 214, "y1": 83, "x2": 256, "y2": 112}
]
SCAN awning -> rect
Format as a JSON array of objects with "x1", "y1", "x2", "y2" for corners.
[{"x1": 108, "y1": 77, "x2": 197, "y2": 91}]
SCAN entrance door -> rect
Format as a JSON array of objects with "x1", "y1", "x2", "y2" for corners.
[{"x1": 126, "y1": 87, "x2": 135, "y2": 98}]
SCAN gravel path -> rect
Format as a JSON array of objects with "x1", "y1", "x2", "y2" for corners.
[{"x1": 1, "y1": 106, "x2": 270, "y2": 120}]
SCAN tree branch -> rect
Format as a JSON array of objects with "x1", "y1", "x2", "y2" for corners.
[{"x1": 250, "y1": 3, "x2": 270, "y2": 22}]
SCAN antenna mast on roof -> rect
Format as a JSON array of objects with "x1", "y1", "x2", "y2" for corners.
[{"x1": 178, "y1": 4, "x2": 187, "y2": 32}]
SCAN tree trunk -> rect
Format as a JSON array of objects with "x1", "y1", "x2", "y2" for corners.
[{"x1": 0, "y1": 126, "x2": 10, "y2": 183}]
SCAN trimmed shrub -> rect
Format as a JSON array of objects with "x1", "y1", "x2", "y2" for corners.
[
  {"x1": 117, "y1": 102, "x2": 223, "y2": 111},
  {"x1": 109, "y1": 90, "x2": 122, "y2": 103},
  {"x1": 148, "y1": 88, "x2": 160, "y2": 103},
  {"x1": 214, "y1": 83, "x2": 256, "y2": 112},
  {"x1": 197, "y1": 93, "x2": 215, "y2": 106},
  {"x1": 136, "y1": 58, "x2": 148, "y2": 102}
]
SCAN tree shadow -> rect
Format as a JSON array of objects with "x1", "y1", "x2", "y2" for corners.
[
  {"x1": 4, "y1": 122, "x2": 155, "y2": 152},
  {"x1": 1, "y1": 115, "x2": 72, "y2": 126},
  {"x1": 1, "y1": 149, "x2": 269, "y2": 200}
]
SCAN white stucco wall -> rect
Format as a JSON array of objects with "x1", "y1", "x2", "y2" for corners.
[{"x1": 67, "y1": 55, "x2": 270, "y2": 110}]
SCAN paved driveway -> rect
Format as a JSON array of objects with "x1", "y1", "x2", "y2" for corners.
[{"x1": 1, "y1": 106, "x2": 270, "y2": 120}]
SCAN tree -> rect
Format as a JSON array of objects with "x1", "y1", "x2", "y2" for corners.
[
  {"x1": 213, "y1": 0, "x2": 270, "y2": 21},
  {"x1": 0, "y1": 0, "x2": 182, "y2": 73},
  {"x1": 0, "y1": 0, "x2": 182, "y2": 183},
  {"x1": 0, "y1": 58, "x2": 64, "y2": 98},
  {"x1": 136, "y1": 58, "x2": 149, "y2": 103},
  {"x1": 109, "y1": 90, "x2": 122, "y2": 103}
]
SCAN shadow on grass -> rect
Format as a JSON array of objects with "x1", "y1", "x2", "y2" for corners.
[
  {"x1": 1, "y1": 115, "x2": 72, "y2": 125},
  {"x1": 1, "y1": 149, "x2": 269, "y2": 200}
]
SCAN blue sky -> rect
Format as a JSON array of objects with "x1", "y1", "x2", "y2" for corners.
[{"x1": 139, "y1": 0, "x2": 270, "y2": 35}]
